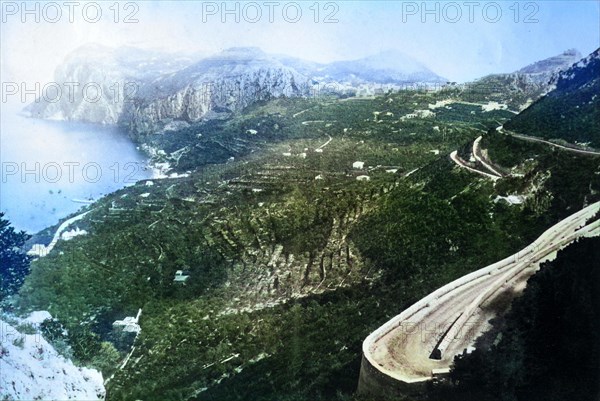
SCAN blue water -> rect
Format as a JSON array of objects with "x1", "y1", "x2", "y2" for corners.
[{"x1": 0, "y1": 104, "x2": 152, "y2": 233}]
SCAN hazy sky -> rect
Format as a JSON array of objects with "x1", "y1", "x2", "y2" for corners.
[{"x1": 1, "y1": 0, "x2": 599, "y2": 84}]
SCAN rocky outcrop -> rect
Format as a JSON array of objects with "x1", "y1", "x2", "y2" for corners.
[
  {"x1": 24, "y1": 44, "x2": 196, "y2": 125},
  {"x1": 461, "y1": 49, "x2": 583, "y2": 110},
  {"x1": 505, "y1": 48, "x2": 600, "y2": 147},
  {"x1": 120, "y1": 48, "x2": 313, "y2": 135},
  {"x1": 203, "y1": 203, "x2": 366, "y2": 312},
  {"x1": 516, "y1": 48, "x2": 582, "y2": 81},
  {"x1": 0, "y1": 316, "x2": 105, "y2": 400},
  {"x1": 26, "y1": 46, "x2": 446, "y2": 134}
]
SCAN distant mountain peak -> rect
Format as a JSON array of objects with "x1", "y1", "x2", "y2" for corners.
[
  {"x1": 562, "y1": 48, "x2": 581, "y2": 57},
  {"x1": 27, "y1": 43, "x2": 447, "y2": 127},
  {"x1": 323, "y1": 49, "x2": 446, "y2": 84},
  {"x1": 222, "y1": 46, "x2": 265, "y2": 54},
  {"x1": 215, "y1": 47, "x2": 269, "y2": 60},
  {"x1": 353, "y1": 49, "x2": 429, "y2": 73},
  {"x1": 516, "y1": 49, "x2": 582, "y2": 75},
  {"x1": 505, "y1": 47, "x2": 600, "y2": 147}
]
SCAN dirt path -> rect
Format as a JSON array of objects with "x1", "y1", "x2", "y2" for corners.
[
  {"x1": 292, "y1": 107, "x2": 313, "y2": 118},
  {"x1": 317, "y1": 135, "x2": 333, "y2": 150}
]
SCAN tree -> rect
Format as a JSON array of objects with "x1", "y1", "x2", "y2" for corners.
[{"x1": 0, "y1": 213, "x2": 31, "y2": 300}]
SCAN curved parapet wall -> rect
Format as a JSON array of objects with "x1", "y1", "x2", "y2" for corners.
[
  {"x1": 357, "y1": 354, "x2": 428, "y2": 399},
  {"x1": 359, "y1": 201, "x2": 600, "y2": 397}
]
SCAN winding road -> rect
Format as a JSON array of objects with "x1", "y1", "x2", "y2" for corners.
[
  {"x1": 362, "y1": 201, "x2": 600, "y2": 384},
  {"x1": 472, "y1": 136, "x2": 504, "y2": 177},
  {"x1": 317, "y1": 135, "x2": 333, "y2": 150},
  {"x1": 508, "y1": 131, "x2": 600, "y2": 156},
  {"x1": 28, "y1": 209, "x2": 94, "y2": 258},
  {"x1": 450, "y1": 150, "x2": 500, "y2": 180},
  {"x1": 452, "y1": 128, "x2": 600, "y2": 182}
]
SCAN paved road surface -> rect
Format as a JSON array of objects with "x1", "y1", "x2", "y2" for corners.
[
  {"x1": 28, "y1": 209, "x2": 94, "y2": 258},
  {"x1": 472, "y1": 136, "x2": 503, "y2": 177},
  {"x1": 505, "y1": 130, "x2": 600, "y2": 156},
  {"x1": 363, "y1": 201, "x2": 600, "y2": 383},
  {"x1": 450, "y1": 150, "x2": 500, "y2": 180}
]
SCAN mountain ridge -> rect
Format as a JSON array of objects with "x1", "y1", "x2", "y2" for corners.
[
  {"x1": 457, "y1": 48, "x2": 584, "y2": 111},
  {"x1": 504, "y1": 47, "x2": 600, "y2": 147},
  {"x1": 24, "y1": 46, "x2": 446, "y2": 131},
  {"x1": 516, "y1": 48, "x2": 582, "y2": 75}
]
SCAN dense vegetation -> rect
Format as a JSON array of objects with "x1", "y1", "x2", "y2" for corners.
[
  {"x1": 0, "y1": 213, "x2": 31, "y2": 301},
  {"x1": 447, "y1": 237, "x2": 600, "y2": 401},
  {"x1": 14, "y1": 87, "x2": 600, "y2": 400},
  {"x1": 141, "y1": 92, "x2": 511, "y2": 174},
  {"x1": 352, "y1": 178, "x2": 521, "y2": 284},
  {"x1": 482, "y1": 132, "x2": 600, "y2": 225}
]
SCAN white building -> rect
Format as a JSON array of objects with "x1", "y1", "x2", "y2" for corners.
[
  {"x1": 113, "y1": 309, "x2": 142, "y2": 333},
  {"x1": 173, "y1": 270, "x2": 191, "y2": 283},
  {"x1": 353, "y1": 161, "x2": 365, "y2": 169}
]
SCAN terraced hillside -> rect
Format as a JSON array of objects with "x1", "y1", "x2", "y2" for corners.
[
  {"x1": 17, "y1": 88, "x2": 600, "y2": 401},
  {"x1": 355, "y1": 49, "x2": 600, "y2": 399}
]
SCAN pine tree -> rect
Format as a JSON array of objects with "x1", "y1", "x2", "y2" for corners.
[{"x1": 0, "y1": 213, "x2": 31, "y2": 300}]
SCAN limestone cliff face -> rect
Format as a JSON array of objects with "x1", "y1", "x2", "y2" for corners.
[
  {"x1": 25, "y1": 46, "x2": 313, "y2": 133},
  {"x1": 0, "y1": 316, "x2": 105, "y2": 400},
  {"x1": 24, "y1": 44, "x2": 196, "y2": 125},
  {"x1": 120, "y1": 48, "x2": 312, "y2": 135},
  {"x1": 25, "y1": 46, "x2": 447, "y2": 134},
  {"x1": 25, "y1": 50, "x2": 127, "y2": 124},
  {"x1": 461, "y1": 49, "x2": 583, "y2": 111},
  {"x1": 505, "y1": 48, "x2": 600, "y2": 147}
]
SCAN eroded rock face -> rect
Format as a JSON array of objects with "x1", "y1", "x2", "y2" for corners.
[
  {"x1": 448, "y1": 49, "x2": 584, "y2": 111},
  {"x1": 25, "y1": 46, "x2": 448, "y2": 134},
  {"x1": 25, "y1": 58, "x2": 126, "y2": 124},
  {"x1": 505, "y1": 48, "x2": 600, "y2": 147},
  {"x1": 24, "y1": 44, "x2": 197, "y2": 125},
  {"x1": 121, "y1": 63, "x2": 312, "y2": 136},
  {"x1": 0, "y1": 317, "x2": 106, "y2": 400},
  {"x1": 25, "y1": 46, "x2": 313, "y2": 133}
]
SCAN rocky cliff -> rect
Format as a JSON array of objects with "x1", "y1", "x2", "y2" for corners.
[
  {"x1": 461, "y1": 49, "x2": 583, "y2": 110},
  {"x1": 120, "y1": 48, "x2": 313, "y2": 136},
  {"x1": 505, "y1": 48, "x2": 600, "y2": 147},
  {"x1": 25, "y1": 46, "x2": 446, "y2": 134},
  {"x1": 0, "y1": 314, "x2": 105, "y2": 400},
  {"x1": 24, "y1": 44, "x2": 197, "y2": 125}
]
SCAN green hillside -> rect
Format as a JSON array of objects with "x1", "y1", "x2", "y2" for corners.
[{"x1": 15, "y1": 90, "x2": 600, "y2": 401}]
